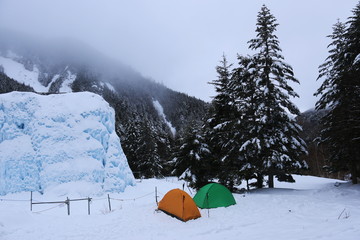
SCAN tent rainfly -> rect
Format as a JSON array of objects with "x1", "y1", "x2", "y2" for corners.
[
  {"x1": 193, "y1": 183, "x2": 236, "y2": 209},
  {"x1": 157, "y1": 189, "x2": 201, "y2": 222}
]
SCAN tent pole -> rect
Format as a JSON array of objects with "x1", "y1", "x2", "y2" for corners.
[{"x1": 206, "y1": 193, "x2": 210, "y2": 218}]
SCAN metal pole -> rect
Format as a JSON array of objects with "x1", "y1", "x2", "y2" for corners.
[
  {"x1": 107, "y1": 194, "x2": 112, "y2": 212},
  {"x1": 30, "y1": 191, "x2": 33, "y2": 211}
]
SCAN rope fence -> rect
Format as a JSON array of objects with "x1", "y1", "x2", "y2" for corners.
[
  {"x1": 110, "y1": 192, "x2": 154, "y2": 202},
  {"x1": 0, "y1": 198, "x2": 30, "y2": 202},
  {"x1": 0, "y1": 187, "x2": 161, "y2": 215},
  {"x1": 32, "y1": 203, "x2": 65, "y2": 214}
]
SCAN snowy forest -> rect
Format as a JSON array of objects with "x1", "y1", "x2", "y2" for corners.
[
  {"x1": 1, "y1": 2, "x2": 360, "y2": 191},
  {"x1": 1, "y1": 1, "x2": 360, "y2": 239},
  {"x1": 171, "y1": 3, "x2": 360, "y2": 190}
]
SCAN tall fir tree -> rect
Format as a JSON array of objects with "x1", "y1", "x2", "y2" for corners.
[
  {"x1": 172, "y1": 122, "x2": 211, "y2": 189},
  {"x1": 315, "y1": 20, "x2": 348, "y2": 174},
  {"x1": 230, "y1": 55, "x2": 265, "y2": 188},
  {"x1": 120, "y1": 118, "x2": 142, "y2": 177},
  {"x1": 344, "y1": 2, "x2": 360, "y2": 183},
  {"x1": 246, "y1": 5, "x2": 307, "y2": 188},
  {"x1": 132, "y1": 120, "x2": 163, "y2": 178},
  {"x1": 315, "y1": 2, "x2": 360, "y2": 184},
  {"x1": 207, "y1": 54, "x2": 234, "y2": 146},
  {"x1": 207, "y1": 54, "x2": 245, "y2": 189}
]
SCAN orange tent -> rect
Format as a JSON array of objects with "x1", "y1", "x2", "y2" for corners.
[{"x1": 158, "y1": 189, "x2": 201, "y2": 222}]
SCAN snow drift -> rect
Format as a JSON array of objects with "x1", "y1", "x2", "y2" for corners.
[{"x1": 0, "y1": 91, "x2": 135, "y2": 195}]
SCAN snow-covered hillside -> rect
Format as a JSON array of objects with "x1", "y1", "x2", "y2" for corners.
[
  {"x1": 0, "y1": 55, "x2": 45, "y2": 92},
  {"x1": 0, "y1": 36, "x2": 209, "y2": 179},
  {"x1": 153, "y1": 100, "x2": 176, "y2": 136},
  {"x1": 0, "y1": 53, "x2": 77, "y2": 93},
  {"x1": 0, "y1": 92, "x2": 135, "y2": 195},
  {"x1": 0, "y1": 176, "x2": 359, "y2": 240}
]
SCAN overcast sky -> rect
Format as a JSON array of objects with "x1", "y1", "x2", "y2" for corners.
[{"x1": 0, "y1": 0, "x2": 358, "y2": 112}]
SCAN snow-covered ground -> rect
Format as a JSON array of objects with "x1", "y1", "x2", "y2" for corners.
[{"x1": 1, "y1": 175, "x2": 359, "y2": 240}]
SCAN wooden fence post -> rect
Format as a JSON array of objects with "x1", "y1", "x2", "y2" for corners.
[
  {"x1": 66, "y1": 197, "x2": 70, "y2": 215},
  {"x1": 107, "y1": 194, "x2": 112, "y2": 212},
  {"x1": 88, "y1": 197, "x2": 91, "y2": 215},
  {"x1": 30, "y1": 191, "x2": 33, "y2": 211},
  {"x1": 155, "y1": 187, "x2": 159, "y2": 206}
]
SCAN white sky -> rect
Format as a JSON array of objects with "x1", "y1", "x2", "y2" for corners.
[{"x1": 0, "y1": 0, "x2": 358, "y2": 112}]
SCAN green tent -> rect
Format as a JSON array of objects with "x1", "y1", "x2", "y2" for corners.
[{"x1": 193, "y1": 183, "x2": 236, "y2": 209}]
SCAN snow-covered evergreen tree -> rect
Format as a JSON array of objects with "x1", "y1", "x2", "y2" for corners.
[
  {"x1": 207, "y1": 55, "x2": 245, "y2": 189},
  {"x1": 207, "y1": 54, "x2": 234, "y2": 149},
  {"x1": 126, "y1": 119, "x2": 163, "y2": 178},
  {"x1": 229, "y1": 55, "x2": 265, "y2": 188},
  {"x1": 120, "y1": 119, "x2": 143, "y2": 177},
  {"x1": 172, "y1": 122, "x2": 211, "y2": 189},
  {"x1": 344, "y1": 3, "x2": 360, "y2": 183},
  {"x1": 315, "y1": 20, "x2": 348, "y2": 175},
  {"x1": 246, "y1": 5, "x2": 307, "y2": 188},
  {"x1": 315, "y1": 3, "x2": 360, "y2": 184}
]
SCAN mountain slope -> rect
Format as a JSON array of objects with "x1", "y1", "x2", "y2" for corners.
[{"x1": 0, "y1": 31, "x2": 208, "y2": 177}]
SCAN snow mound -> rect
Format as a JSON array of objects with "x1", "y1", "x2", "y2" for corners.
[{"x1": 0, "y1": 91, "x2": 135, "y2": 195}]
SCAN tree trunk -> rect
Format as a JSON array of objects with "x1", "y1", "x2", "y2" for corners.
[
  {"x1": 256, "y1": 174, "x2": 263, "y2": 188},
  {"x1": 351, "y1": 158, "x2": 358, "y2": 184},
  {"x1": 268, "y1": 174, "x2": 274, "y2": 188}
]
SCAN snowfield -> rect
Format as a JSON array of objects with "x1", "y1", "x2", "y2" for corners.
[{"x1": 0, "y1": 175, "x2": 359, "y2": 240}]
